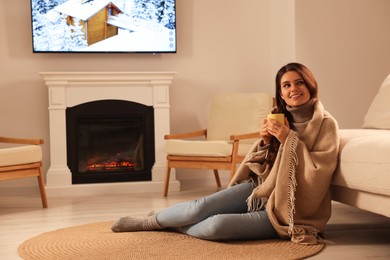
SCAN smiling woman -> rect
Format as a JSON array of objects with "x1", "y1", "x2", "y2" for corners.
[{"x1": 111, "y1": 62, "x2": 341, "y2": 245}]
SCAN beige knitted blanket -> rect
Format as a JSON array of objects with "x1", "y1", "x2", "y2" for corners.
[{"x1": 229, "y1": 101, "x2": 339, "y2": 244}]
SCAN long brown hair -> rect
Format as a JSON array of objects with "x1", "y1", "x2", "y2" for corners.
[{"x1": 266, "y1": 62, "x2": 318, "y2": 165}]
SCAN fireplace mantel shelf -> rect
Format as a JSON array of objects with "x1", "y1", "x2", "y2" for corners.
[
  {"x1": 40, "y1": 71, "x2": 177, "y2": 83},
  {"x1": 41, "y1": 71, "x2": 179, "y2": 197}
]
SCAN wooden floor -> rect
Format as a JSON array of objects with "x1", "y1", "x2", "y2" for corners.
[{"x1": 1, "y1": 185, "x2": 389, "y2": 259}]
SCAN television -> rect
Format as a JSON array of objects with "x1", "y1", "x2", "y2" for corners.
[{"x1": 30, "y1": 0, "x2": 176, "y2": 53}]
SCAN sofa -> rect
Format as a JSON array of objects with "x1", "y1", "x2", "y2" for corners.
[{"x1": 331, "y1": 74, "x2": 390, "y2": 218}]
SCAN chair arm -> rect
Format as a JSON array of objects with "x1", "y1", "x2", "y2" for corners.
[
  {"x1": 0, "y1": 136, "x2": 44, "y2": 145},
  {"x1": 164, "y1": 129, "x2": 207, "y2": 140},
  {"x1": 230, "y1": 132, "x2": 260, "y2": 141},
  {"x1": 228, "y1": 131, "x2": 260, "y2": 180}
]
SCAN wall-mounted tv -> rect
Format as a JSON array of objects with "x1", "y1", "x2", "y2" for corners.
[{"x1": 30, "y1": 0, "x2": 176, "y2": 53}]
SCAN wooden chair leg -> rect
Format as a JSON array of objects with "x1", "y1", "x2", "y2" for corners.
[
  {"x1": 163, "y1": 165, "x2": 171, "y2": 197},
  {"x1": 37, "y1": 168, "x2": 48, "y2": 208},
  {"x1": 213, "y1": 169, "x2": 221, "y2": 188}
]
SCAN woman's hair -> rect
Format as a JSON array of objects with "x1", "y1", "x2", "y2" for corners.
[{"x1": 266, "y1": 62, "x2": 318, "y2": 165}]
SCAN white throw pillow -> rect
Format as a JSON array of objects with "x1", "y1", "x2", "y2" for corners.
[{"x1": 363, "y1": 74, "x2": 390, "y2": 129}]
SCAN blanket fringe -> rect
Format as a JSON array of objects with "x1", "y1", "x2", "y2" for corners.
[
  {"x1": 291, "y1": 224, "x2": 322, "y2": 244},
  {"x1": 286, "y1": 134, "x2": 323, "y2": 244},
  {"x1": 287, "y1": 135, "x2": 299, "y2": 236},
  {"x1": 247, "y1": 190, "x2": 267, "y2": 212}
]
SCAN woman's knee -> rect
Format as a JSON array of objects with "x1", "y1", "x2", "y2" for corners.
[
  {"x1": 187, "y1": 215, "x2": 231, "y2": 240},
  {"x1": 185, "y1": 197, "x2": 213, "y2": 219}
]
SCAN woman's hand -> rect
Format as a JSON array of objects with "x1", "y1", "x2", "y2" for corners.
[
  {"x1": 262, "y1": 117, "x2": 290, "y2": 144},
  {"x1": 260, "y1": 118, "x2": 273, "y2": 145}
]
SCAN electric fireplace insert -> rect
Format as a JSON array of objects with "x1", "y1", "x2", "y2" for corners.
[{"x1": 66, "y1": 100, "x2": 155, "y2": 184}]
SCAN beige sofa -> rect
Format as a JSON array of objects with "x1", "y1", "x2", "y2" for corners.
[{"x1": 331, "y1": 74, "x2": 390, "y2": 218}]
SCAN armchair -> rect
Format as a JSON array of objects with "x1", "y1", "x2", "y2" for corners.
[
  {"x1": 163, "y1": 92, "x2": 273, "y2": 197},
  {"x1": 0, "y1": 136, "x2": 47, "y2": 208}
]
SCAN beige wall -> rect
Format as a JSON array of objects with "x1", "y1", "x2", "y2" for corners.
[
  {"x1": 1, "y1": 0, "x2": 389, "y2": 194},
  {"x1": 295, "y1": 0, "x2": 390, "y2": 128}
]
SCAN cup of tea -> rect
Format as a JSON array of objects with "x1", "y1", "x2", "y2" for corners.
[{"x1": 267, "y1": 113, "x2": 285, "y2": 125}]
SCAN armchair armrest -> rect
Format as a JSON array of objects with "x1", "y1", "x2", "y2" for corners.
[
  {"x1": 164, "y1": 129, "x2": 207, "y2": 140},
  {"x1": 229, "y1": 131, "x2": 260, "y2": 180},
  {"x1": 230, "y1": 131, "x2": 260, "y2": 141},
  {"x1": 0, "y1": 136, "x2": 44, "y2": 145}
]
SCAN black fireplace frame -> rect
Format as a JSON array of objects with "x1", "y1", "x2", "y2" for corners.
[{"x1": 66, "y1": 99, "x2": 155, "y2": 184}]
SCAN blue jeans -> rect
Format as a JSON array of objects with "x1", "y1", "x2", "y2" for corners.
[{"x1": 156, "y1": 182, "x2": 279, "y2": 241}]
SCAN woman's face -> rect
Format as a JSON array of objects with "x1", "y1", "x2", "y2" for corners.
[{"x1": 280, "y1": 71, "x2": 311, "y2": 107}]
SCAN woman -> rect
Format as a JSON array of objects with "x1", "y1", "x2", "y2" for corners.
[{"x1": 111, "y1": 62, "x2": 340, "y2": 244}]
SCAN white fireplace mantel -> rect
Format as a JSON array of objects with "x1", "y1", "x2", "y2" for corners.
[{"x1": 41, "y1": 71, "x2": 180, "y2": 197}]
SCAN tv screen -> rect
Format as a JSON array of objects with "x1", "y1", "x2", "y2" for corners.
[{"x1": 30, "y1": 0, "x2": 176, "y2": 53}]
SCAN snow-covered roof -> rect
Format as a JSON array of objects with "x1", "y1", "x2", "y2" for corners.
[{"x1": 54, "y1": 0, "x2": 121, "y2": 21}]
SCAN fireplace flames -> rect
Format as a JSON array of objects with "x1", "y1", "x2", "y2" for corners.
[{"x1": 87, "y1": 161, "x2": 135, "y2": 171}]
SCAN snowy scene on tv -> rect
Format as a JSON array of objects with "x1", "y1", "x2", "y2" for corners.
[{"x1": 30, "y1": 0, "x2": 176, "y2": 53}]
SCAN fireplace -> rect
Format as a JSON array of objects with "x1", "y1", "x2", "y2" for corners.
[
  {"x1": 66, "y1": 100, "x2": 155, "y2": 184},
  {"x1": 41, "y1": 71, "x2": 180, "y2": 196}
]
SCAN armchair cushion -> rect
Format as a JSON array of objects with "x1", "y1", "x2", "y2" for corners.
[
  {"x1": 0, "y1": 145, "x2": 42, "y2": 167},
  {"x1": 166, "y1": 140, "x2": 252, "y2": 157}
]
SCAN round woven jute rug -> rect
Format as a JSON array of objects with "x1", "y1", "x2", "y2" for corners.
[{"x1": 18, "y1": 221, "x2": 325, "y2": 260}]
